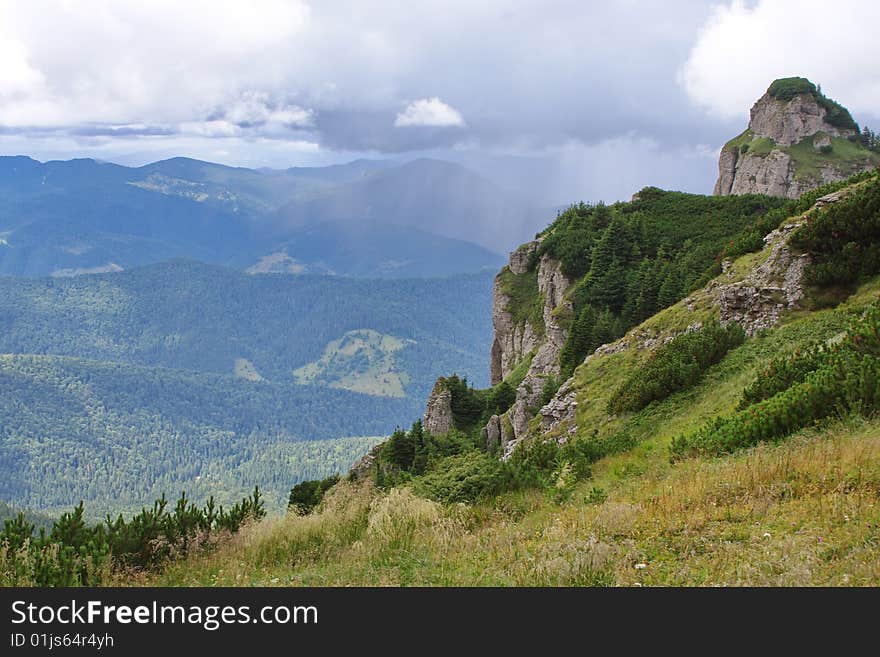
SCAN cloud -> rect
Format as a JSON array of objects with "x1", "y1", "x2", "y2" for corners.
[
  {"x1": 215, "y1": 91, "x2": 313, "y2": 129},
  {"x1": 680, "y1": 0, "x2": 880, "y2": 123},
  {"x1": 0, "y1": 0, "x2": 312, "y2": 128},
  {"x1": 0, "y1": 0, "x2": 718, "y2": 156},
  {"x1": 15, "y1": 0, "x2": 877, "y2": 203},
  {"x1": 394, "y1": 98, "x2": 465, "y2": 127}
]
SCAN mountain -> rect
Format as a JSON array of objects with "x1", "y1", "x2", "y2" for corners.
[
  {"x1": 11, "y1": 84, "x2": 880, "y2": 588},
  {"x1": 0, "y1": 260, "x2": 493, "y2": 391},
  {"x1": 257, "y1": 221, "x2": 504, "y2": 278},
  {"x1": 0, "y1": 262, "x2": 494, "y2": 514},
  {"x1": 0, "y1": 352, "x2": 400, "y2": 513},
  {"x1": 138, "y1": 170, "x2": 880, "y2": 588},
  {"x1": 269, "y1": 158, "x2": 547, "y2": 253},
  {"x1": 0, "y1": 155, "x2": 534, "y2": 278},
  {"x1": 715, "y1": 77, "x2": 880, "y2": 198}
]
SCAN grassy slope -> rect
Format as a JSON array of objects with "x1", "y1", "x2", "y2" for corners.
[
  {"x1": 149, "y1": 252, "x2": 880, "y2": 586},
  {"x1": 723, "y1": 129, "x2": 880, "y2": 184}
]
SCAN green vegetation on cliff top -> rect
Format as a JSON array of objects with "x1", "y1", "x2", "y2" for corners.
[{"x1": 767, "y1": 77, "x2": 858, "y2": 131}]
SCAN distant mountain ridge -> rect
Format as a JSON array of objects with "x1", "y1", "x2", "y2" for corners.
[{"x1": 0, "y1": 155, "x2": 549, "y2": 278}]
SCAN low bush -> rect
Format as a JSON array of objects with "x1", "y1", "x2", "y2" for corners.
[
  {"x1": 507, "y1": 429, "x2": 635, "y2": 491},
  {"x1": 0, "y1": 488, "x2": 265, "y2": 585},
  {"x1": 288, "y1": 476, "x2": 340, "y2": 516},
  {"x1": 791, "y1": 176, "x2": 880, "y2": 288},
  {"x1": 718, "y1": 170, "x2": 878, "y2": 263},
  {"x1": 738, "y1": 344, "x2": 828, "y2": 409},
  {"x1": 671, "y1": 305, "x2": 880, "y2": 458},
  {"x1": 608, "y1": 322, "x2": 746, "y2": 415},
  {"x1": 411, "y1": 452, "x2": 515, "y2": 504}
]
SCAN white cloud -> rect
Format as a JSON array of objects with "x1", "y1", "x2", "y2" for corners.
[
  {"x1": 394, "y1": 97, "x2": 465, "y2": 127},
  {"x1": 221, "y1": 91, "x2": 313, "y2": 129},
  {"x1": 0, "y1": 0, "x2": 312, "y2": 128},
  {"x1": 680, "y1": 0, "x2": 880, "y2": 122}
]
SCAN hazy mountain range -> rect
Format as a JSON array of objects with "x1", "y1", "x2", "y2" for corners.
[{"x1": 0, "y1": 155, "x2": 550, "y2": 278}]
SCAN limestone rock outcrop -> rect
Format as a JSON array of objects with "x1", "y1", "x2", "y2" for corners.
[
  {"x1": 490, "y1": 241, "x2": 541, "y2": 384},
  {"x1": 714, "y1": 78, "x2": 876, "y2": 199},
  {"x1": 500, "y1": 254, "x2": 572, "y2": 456},
  {"x1": 717, "y1": 219, "x2": 809, "y2": 336},
  {"x1": 538, "y1": 379, "x2": 578, "y2": 435},
  {"x1": 715, "y1": 190, "x2": 847, "y2": 335},
  {"x1": 423, "y1": 380, "x2": 454, "y2": 436},
  {"x1": 349, "y1": 442, "x2": 384, "y2": 480}
]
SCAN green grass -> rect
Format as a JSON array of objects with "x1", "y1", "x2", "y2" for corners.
[
  {"x1": 787, "y1": 135, "x2": 880, "y2": 181},
  {"x1": 724, "y1": 129, "x2": 753, "y2": 153},
  {"x1": 724, "y1": 130, "x2": 776, "y2": 157},
  {"x1": 746, "y1": 137, "x2": 776, "y2": 157},
  {"x1": 292, "y1": 329, "x2": 411, "y2": 397},
  {"x1": 145, "y1": 412, "x2": 880, "y2": 586}
]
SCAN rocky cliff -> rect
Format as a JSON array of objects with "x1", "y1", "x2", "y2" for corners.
[
  {"x1": 450, "y1": 239, "x2": 573, "y2": 456},
  {"x1": 501, "y1": 253, "x2": 571, "y2": 455},
  {"x1": 490, "y1": 241, "x2": 541, "y2": 384},
  {"x1": 714, "y1": 78, "x2": 878, "y2": 199},
  {"x1": 412, "y1": 79, "x2": 876, "y2": 464},
  {"x1": 534, "y1": 187, "x2": 853, "y2": 442}
]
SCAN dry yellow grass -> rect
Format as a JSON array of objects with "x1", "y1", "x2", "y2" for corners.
[
  {"x1": 148, "y1": 417, "x2": 880, "y2": 587},
  {"x1": 147, "y1": 276, "x2": 880, "y2": 587}
]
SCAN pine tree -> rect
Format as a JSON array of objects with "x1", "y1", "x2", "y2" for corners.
[
  {"x1": 386, "y1": 427, "x2": 415, "y2": 469},
  {"x1": 410, "y1": 420, "x2": 428, "y2": 475},
  {"x1": 592, "y1": 309, "x2": 619, "y2": 348},
  {"x1": 657, "y1": 264, "x2": 682, "y2": 309},
  {"x1": 560, "y1": 304, "x2": 598, "y2": 378}
]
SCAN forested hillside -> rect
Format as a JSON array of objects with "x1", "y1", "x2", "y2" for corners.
[
  {"x1": 0, "y1": 263, "x2": 494, "y2": 516},
  {"x1": 0, "y1": 352, "x2": 393, "y2": 514},
  {"x1": 538, "y1": 189, "x2": 786, "y2": 378},
  {"x1": 7, "y1": 170, "x2": 880, "y2": 586},
  {"x1": 0, "y1": 261, "x2": 494, "y2": 396}
]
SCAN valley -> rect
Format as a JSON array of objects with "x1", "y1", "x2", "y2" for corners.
[{"x1": 0, "y1": 262, "x2": 494, "y2": 516}]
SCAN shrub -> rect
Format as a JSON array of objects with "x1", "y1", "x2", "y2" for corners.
[
  {"x1": 443, "y1": 375, "x2": 488, "y2": 432},
  {"x1": 767, "y1": 77, "x2": 817, "y2": 101},
  {"x1": 485, "y1": 380, "x2": 516, "y2": 416},
  {"x1": 738, "y1": 344, "x2": 828, "y2": 409},
  {"x1": 791, "y1": 176, "x2": 880, "y2": 288},
  {"x1": 766, "y1": 77, "x2": 858, "y2": 131},
  {"x1": 608, "y1": 322, "x2": 746, "y2": 415},
  {"x1": 671, "y1": 305, "x2": 880, "y2": 458},
  {"x1": 0, "y1": 488, "x2": 265, "y2": 585},
  {"x1": 410, "y1": 452, "x2": 515, "y2": 504},
  {"x1": 718, "y1": 171, "x2": 877, "y2": 264},
  {"x1": 288, "y1": 475, "x2": 340, "y2": 515},
  {"x1": 508, "y1": 430, "x2": 633, "y2": 490}
]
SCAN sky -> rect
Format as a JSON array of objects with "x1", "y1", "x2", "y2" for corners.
[{"x1": 1, "y1": 0, "x2": 878, "y2": 205}]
